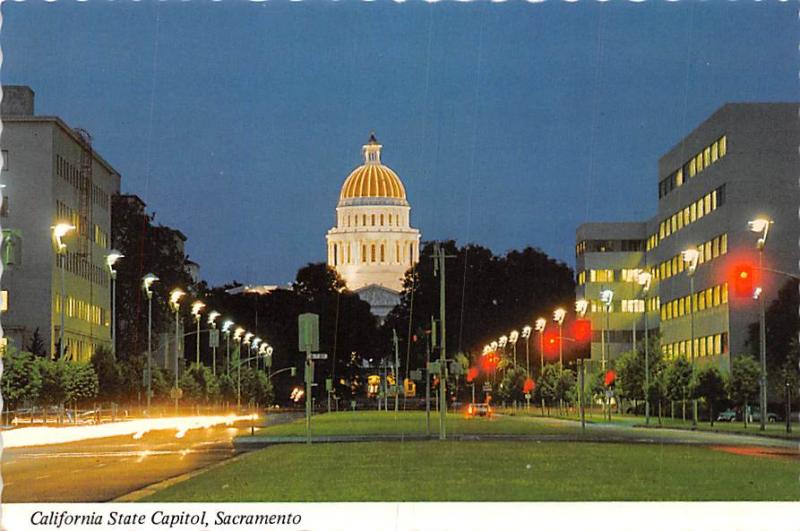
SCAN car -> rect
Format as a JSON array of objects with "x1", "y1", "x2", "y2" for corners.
[
  {"x1": 717, "y1": 409, "x2": 737, "y2": 422},
  {"x1": 466, "y1": 403, "x2": 493, "y2": 418}
]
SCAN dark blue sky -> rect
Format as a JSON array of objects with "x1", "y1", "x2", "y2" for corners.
[{"x1": 4, "y1": 2, "x2": 796, "y2": 286}]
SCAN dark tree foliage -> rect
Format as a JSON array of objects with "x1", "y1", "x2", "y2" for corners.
[
  {"x1": 747, "y1": 279, "x2": 800, "y2": 398},
  {"x1": 91, "y1": 347, "x2": 124, "y2": 402},
  {"x1": 27, "y1": 328, "x2": 48, "y2": 358},
  {"x1": 692, "y1": 365, "x2": 727, "y2": 425},
  {"x1": 111, "y1": 195, "x2": 195, "y2": 361},
  {"x1": 383, "y1": 241, "x2": 575, "y2": 375}
]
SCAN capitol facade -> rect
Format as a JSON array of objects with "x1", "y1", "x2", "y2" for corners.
[{"x1": 326, "y1": 134, "x2": 421, "y2": 319}]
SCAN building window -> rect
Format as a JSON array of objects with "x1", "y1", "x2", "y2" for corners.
[
  {"x1": 371, "y1": 244, "x2": 376, "y2": 263},
  {"x1": 362, "y1": 244, "x2": 367, "y2": 263}
]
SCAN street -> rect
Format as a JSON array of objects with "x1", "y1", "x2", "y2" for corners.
[{"x1": 2, "y1": 413, "x2": 298, "y2": 502}]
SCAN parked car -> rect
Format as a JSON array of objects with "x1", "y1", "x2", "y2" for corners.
[
  {"x1": 466, "y1": 403, "x2": 493, "y2": 418},
  {"x1": 716, "y1": 409, "x2": 737, "y2": 422}
]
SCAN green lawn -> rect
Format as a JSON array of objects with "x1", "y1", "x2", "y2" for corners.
[
  {"x1": 146, "y1": 440, "x2": 799, "y2": 502},
  {"x1": 253, "y1": 410, "x2": 582, "y2": 438}
]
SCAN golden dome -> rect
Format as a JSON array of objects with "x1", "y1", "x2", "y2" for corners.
[{"x1": 339, "y1": 134, "x2": 407, "y2": 202}]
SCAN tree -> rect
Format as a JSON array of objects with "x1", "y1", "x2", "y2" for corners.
[
  {"x1": 240, "y1": 366, "x2": 273, "y2": 406},
  {"x1": 728, "y1": 355, "x2": 760, "y2": 428},
  {"x1": 664, "y1": 357, "x2": 693, "y2": 421},
  {"x1": 556, "y1": 368, "x2": 576, "y2": 408},
  {"x1": 693, "y1": 366, "x2": 727, "y2": 426},
  {"x1": 2, "y1": 348, "x2": 41, "y2": 410},
  {"x1": 180, "y1": 363, "x2": 219, "y2": 404},
  {"x1": 91, "y1": 347, "x2": 124, "y2": 402},
  {"x1": 616, "y1": 349, "x2": 645, "y2": 404},
  {"x1": 64, "y1": 362, "x2": 99, "y2": 407},
  {"x1": 537, "y1": 365, "x2": 561, "y2": 414},
  {"x1": 218, "y1": 373, "x2": 236, "y2": 404},
  {"x1": 27, "y1": 328, "x2": 48, "y2": 358},
  {"x1": 36, "y1": 358, "x2": 67, "y2": 409},
  {"x1": 497, "y1": 367, "x2": 527, "y2": 404}
]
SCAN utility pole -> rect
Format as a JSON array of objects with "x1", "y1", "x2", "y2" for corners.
[
  {"x1": 433, "y1": 243, "x2": 447, "y2": 440},
  {"x1": 393, "y1": 329, "x2": 400, "y2": 414},
  {"x1": 426, "y1": 317, "x2": 432, "y2": 437}
]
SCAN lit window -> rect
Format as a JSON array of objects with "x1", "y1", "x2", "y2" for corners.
[
  {"x1": 721, "y1": 233, "x2": 727, "y2": 255},
  {"x1": 719, "y1": 135, "x2": 727, "y2": 157}
]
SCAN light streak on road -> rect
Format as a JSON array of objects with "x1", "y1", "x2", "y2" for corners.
[{"x1": 2, "y1": 414, "x2": 255, "y2": 449}]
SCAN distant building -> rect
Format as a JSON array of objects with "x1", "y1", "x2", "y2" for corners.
[
  {"x1": 1, "y1": 86, "x2": 121, "y2": 360},
  {"x1": 576, "y1": 103, "x2": 799, "y2": 372},
  {"x1": 326, "y1": 134, "x2": 422, "y2": 320}
]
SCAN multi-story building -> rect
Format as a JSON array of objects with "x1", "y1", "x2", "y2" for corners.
[
  {"x1": 1, "y1": 85, "x2": 121, "y2": 361},
  {"x1": 576, "y1": 103, "x2": 799, "y2": 372}
]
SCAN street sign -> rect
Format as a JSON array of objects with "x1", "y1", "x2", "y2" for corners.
[
  {"x1": 482, "y1": 383, "x2": 492, "y2": 392},
  {"x1": 264, "y1": 355, "x2": 272, "y2": 368},
  {"x1": 409, "y1": 369, "x2": 422, "y2": 381},
  {"x1": 427, "y1": 361, "x2": 441, "y2": 374},
  {"x1": 209, "y1": 329, "x2": 220, "y2": 348},
  {"x1": 325, "y1": 378, "x2": 333, "y2": 392},
  {"x1": 298, "y1": 313, "x2": 319, "y2": 352},
  {"x1": 449, "y1": 362, "x2": 464, "y2": 376},
  {"x1": 310, "y1": 352, "x2": 328, "y2": 360},
  {"x1": 524, "y1": 393, "x2": 531, "y2": 400}
]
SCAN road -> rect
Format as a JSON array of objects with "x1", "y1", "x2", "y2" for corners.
[{"x1": 2, "y1": 412, "x2": 298, "y2": 502}]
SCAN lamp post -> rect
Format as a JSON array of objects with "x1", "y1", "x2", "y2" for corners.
[
  {"x1": 682, "y1": 248, "x2": 700, "y2": 428},
  {"x1": 208, "y1": 311, "x2": 220, "y2": 375},
  {"x1": 534, "y1": 318, "x2": 546, "y2": 375},
  {"x1": 169, "y1": 288, "x2": 185, "y2": 412},
  {"x1": 191, "y1": 301, "x2": 205, "y2": 365},
  {"x1": 234, "y1": 327, "x2": 245, "y2": 409},
  {"x1": 521, "y1": 326, "x2": 532, "y2": 377},
  {"x1": 252, "y1": 337, "x2": 262, "y2": 371},
  {"x1": 599, "y1": 289, "x2": 614, "y2": 372},
  {"x1": 142, "y1": 273, "x2": 159, "y2": 412},
  {"x1": 244, "y1": 332, "x2": 254, "y2": 367},
  {"x1": 553, "y1": 308, "x2": 566, "y2": 369},
  {"x1": 748, "y1": 217, "x2": 772, "y2": 432},
  {"x1": 509, "y1": 330, "x2": 519, "y2": 369},
  {"x1": 105, "y1": 250, "x2": 123, "y2": 357},
  {"x1": 222, "y1": 320, "x2": 234, "y2": 375},
  {"x1": 51, "y1": 223, "x2": 75, "y2": 359},
  {"x1": 575, "y1": 299, "x2": 589, "y2": 427},
  {"x1": 637, "y1": 270, "x2": 653, "y2": 425}
]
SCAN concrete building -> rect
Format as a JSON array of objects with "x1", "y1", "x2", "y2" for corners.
[
  {"x1": 1, "y1": 85, "x2": 121, "y2": 361},
  {"x1": 326, "y1": 134, "x2": 421, "y2": 320},
  {"x1": 576, "y1": 103, "x2": 799, "y2": 372}
]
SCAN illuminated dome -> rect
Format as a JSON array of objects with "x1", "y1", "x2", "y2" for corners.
[{"x1": 338, "y1": 133, "x2": 407, "y2": 204}]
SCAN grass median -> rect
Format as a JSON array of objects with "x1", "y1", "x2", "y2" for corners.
[
  {"x1": 145, "y1": 439, "x2": 799, "y2": 502},
  {"x1": 248, "y1": 410, "x2": 582, "y2": 439}
]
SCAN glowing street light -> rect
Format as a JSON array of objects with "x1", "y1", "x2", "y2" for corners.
[
  {"x1": 599, "y1": 290, "x2": 614, "y2": 372},
  {"x1": 508, "y1": 330, "x2": 519, "y2": 368},
  {"x1": 169, "y1": 288, "x2": 185, "y2": 411},
  {"x1": 207, "y1": 311, "x2": 221, "y2": 375},
  {"x1": 636, "y1": 269, "x2": 653, "y2": 425},
  {"x1": 142, "y1": 273, "x2": 159, "y2": 412},
  {"x1": 575, "y1": 299, "x2": 588, "y2": 317},
  {"x1": 51, "y1": 223, "x2": 75, "y2": 359},
  {"x1": 553, "y1": 308, "x2": 566, "y2": 368},
  {"x1": 103, "y1": 250, "x2": 124, "y2": 357},
  {"x1": 190, "y1": 301, "x2": 206, "y2": 365},
  {"x1": 222, "y1": 320, "x2": 234, "y2": 375},
  {"x1": 233, "y1": 327, "x2": 245, "y2": 409},
  {"x1": 749, "y1": 217, "x2": 773, "y2": 431},
  {"x1": 682, "y1": 247, "x2": 699, "y2": 428}
]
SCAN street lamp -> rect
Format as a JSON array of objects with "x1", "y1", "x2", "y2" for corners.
[
  {"x1": 105, "y1": 250, "x2": 123, "y2": 357},
  {"x1": 51, "y1": 223, "x2": 75, "y2": 359},
  {"x1": 553, "y1": 308, "x2": 566, "y2": 369},
  {"x1": 233, "y1": 327, "x2": 245, "y2": 409},
  {"x1": 222, "y1": 320, "x2": 234, "y2": 375},
  {"x1": 637, "y1": 270, "x2": 653, "y2": 425},
  {"x1": 142, "y1": 273, "x2": 159, "y2": 412},
  {"x1": 599, "y1": 289, "x2": 614, "y2": 371},
  {"x1": 169, "y1": 288, "x2": 185, "y2": 411},
  {"x1": 575, "y1": 299, "x2": 588, "y2": 317},
  {"x1": 681, "y1": 247, "x2": 699, "y2": 428},
  {"x1": 252, "y1": 337, "x2": 262, "y2": 369},
  {"x1": 509, "y1": 330, "x2": 519, "y2": 368},
  {"x1": 749, "y1": 217, "x2": 773, "y2": 431},
  {"x1": 521, "y1": 326, "x2": 532, "y2": 377},
  {"x1": 191, "y1": 301, "x2": 205, "y2": 365},
  {"x1": 534, "y1": 317, "x2": 547, "y2": 375},
  {"x1": 208, "y1": 310, "x2": 221, "y2": 375}
]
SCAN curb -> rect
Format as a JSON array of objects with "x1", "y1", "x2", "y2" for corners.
[{"x1": 112, "y1": 452, "x2": 249, "y2": 502}]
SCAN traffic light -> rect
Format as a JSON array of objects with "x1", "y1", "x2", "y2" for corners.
[
  {"x1": 466, "y1": 367, "x2": 479, "y2": 382},
  {"x1": 732, "y1": 263, "x2": 754, "y2": 298},
  {"x1": 573, "y1": 319, "x2": 592, "y2": 343},
  {"x1": 604, "y1": 369, "x2": 617, "y2": 387},
  {"x1": 543, "y1": 329, "x2": 560, "y2": 357},
  {"x1": 523, "y1": 378, "x2": 535, "y2": 393}
]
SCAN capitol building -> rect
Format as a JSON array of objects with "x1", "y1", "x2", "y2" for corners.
[{"x1": 326, "y1": 134, "x2": 421, "y2": 319}]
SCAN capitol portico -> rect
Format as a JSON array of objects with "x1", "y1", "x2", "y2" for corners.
[{"x1": 326, "y1": 134, "x2": 421, "y2": 319}]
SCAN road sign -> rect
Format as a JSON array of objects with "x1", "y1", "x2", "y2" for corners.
[
  {"x1": 298, "y1": 313, "x2": 319, "y2": 352},
  {"x1": 325, "y1": 378, "x2": 333, "y2": 392},
  {"x1": 310, "y1": 352, "x2": 328, "y2": 360},
  {"x1": 427, "y1": 361, "x2": 441, "y2": 374},
  {"x1": 264, "y1": 355, "x2": 272, "y2": 368},
  {"x1": 449, "y1": 362, "x2": 464, "y2": 376},
  {"x1": 524, "y1": 393, "x2": 531, "y2": 400},
  {"x1": 409, "y1": 369, "x2": 422, "y2": 381},
  {"x1": 482, "y1": 383, "x2": 492, "y2": 392},
  {"x1": 209, "y1": 329, "x2": 220, "y2": 348}
]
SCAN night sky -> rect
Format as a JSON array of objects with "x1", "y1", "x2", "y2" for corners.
[{"x1": 3, "y1": 2, "x2": 796, "y2": 286}]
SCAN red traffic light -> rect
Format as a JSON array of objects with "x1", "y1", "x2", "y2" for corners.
[
  {"x1": 573, "y1": 319, "x2": 592, "y2": 342},
  {"x1": 467, "y1": 367, "x2": 479, "y2": 383},
  {"x1": 604, "y1": 370, "x2": 617, "y2": 387},
  {"x1": 543, "y1": 330, "x2": 560, "y2": 357},
  {"x1": 523, "y1": 378, "x2": 535, "y2": 393},
  {"x1": 732, "y1": 263, "x2": 754, "y2": 298}
]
